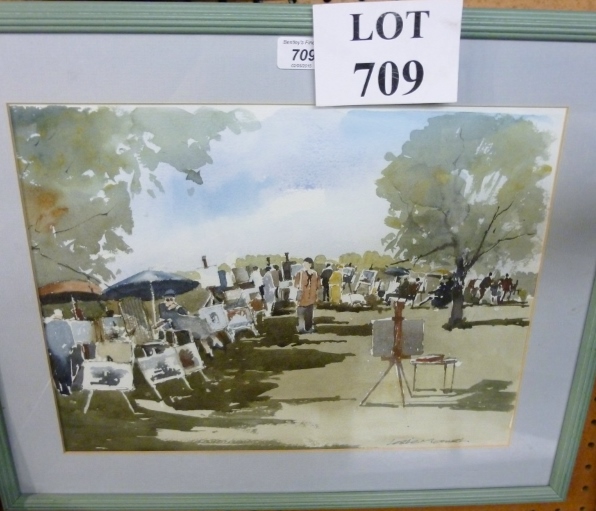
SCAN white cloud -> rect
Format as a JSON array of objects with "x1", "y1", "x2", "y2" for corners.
[{"x1": 113, "y1": 181, "x2": 390, "y2": 277}]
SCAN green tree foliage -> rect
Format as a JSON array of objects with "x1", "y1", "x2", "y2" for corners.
[
  {"x1": 376, "y1": 113, "x2": 553, "y2": 324},
  {"x1": 11, "y1": 105, "x2": 260, "y2": 286},
  {"x1": 338, "y1": 251, "x2": 394, "y2": 271}
]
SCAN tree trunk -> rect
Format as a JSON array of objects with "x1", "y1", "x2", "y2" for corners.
[
  {"x1": 448, "y1": 255, "x2": 467, "y2": 328},
  {"x1": 449, "y1": 286, "x2": 465, "y2": 327}
]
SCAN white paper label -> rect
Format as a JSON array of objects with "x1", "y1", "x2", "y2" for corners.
[
  {"x1": 313, "y1": 0, "x2": 463, "y2": 106},
  {"x1": 277, "y1": 37, "x2": 315, "y2": 70}
]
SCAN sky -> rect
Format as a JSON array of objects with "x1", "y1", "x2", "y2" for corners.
[{"x1": 106, "y1": 105, "x2": 567, "y2": 282}]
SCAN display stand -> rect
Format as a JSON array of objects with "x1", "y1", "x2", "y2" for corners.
[{"x1": 360, "y1": 300, "x2": 413, "y2": 407}]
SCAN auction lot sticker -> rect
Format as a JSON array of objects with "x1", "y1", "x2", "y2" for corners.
[
  {"x1": 277, "y1": 37, "x2": 315, "y2": 70},
  {"x1": 313, "y1": 0, "x2": 462, "y2": 106}
]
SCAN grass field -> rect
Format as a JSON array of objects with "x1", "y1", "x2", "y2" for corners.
[{"x1": 55, "y1": 299, "x2": 531, "y2": 451}]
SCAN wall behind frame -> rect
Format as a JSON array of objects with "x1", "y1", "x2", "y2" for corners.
[{"x1": 0, "y1": 1, "x2": 593, "y2": 511}]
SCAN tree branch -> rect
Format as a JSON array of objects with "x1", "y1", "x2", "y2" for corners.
[
  {"x1": 31, "y1": 246, "x2": 103, "y2": 284},
  {"x1": 468, "y1": 202, "x2": 514, "y2": 267},
  {"x1": 52, "y1": 207, "x2": 115, "y2": 235},
  {"x1": 475, "y1": 231, "x2": 536, "y2": 261},
  {"x1": 391, "y1": 241, "x2": 455, "y2": 266}
]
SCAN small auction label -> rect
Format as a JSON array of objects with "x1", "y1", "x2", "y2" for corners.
[
  {"x1": 313, "y1": 0, "x2": 462, "y2": 106},
  {"x1": 277, "y1": 37, "x2": 315, "y2": 70}
]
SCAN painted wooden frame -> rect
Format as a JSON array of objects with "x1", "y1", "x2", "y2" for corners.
[{"x1": 0, "y1": 2, "x2": 595, "y2": 509}]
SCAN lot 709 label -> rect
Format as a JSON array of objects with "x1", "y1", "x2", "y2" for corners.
[{"x1": 277, "y1": 37, "x2": 315, "y2": 70}]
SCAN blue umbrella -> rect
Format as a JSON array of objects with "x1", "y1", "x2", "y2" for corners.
[
  {"x1": 383, "y1": 266, "x2": 410, "y2": 277},
  {"x1": 103, "y1": 270, "x2": 199, "y2": 323},
  {"x1": 103, "y1": 270, "x2": 199, "y2": 301}
]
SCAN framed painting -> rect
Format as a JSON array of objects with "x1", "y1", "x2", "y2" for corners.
[{"x1": 0, "y1": 3, "x2": 595, "y2": 510}]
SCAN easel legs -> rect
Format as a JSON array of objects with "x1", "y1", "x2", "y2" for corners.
[
  {"x1": 395, "y1": 359, "x2": 413, "y2": 404},
  {"x1": 359, "y1": 362, "x2": 394, "y2": 406},
  {"x1": 360, "y1": 358, "x2": 412, "y2": 407},
  {"x1": 83, "y1": 389, "x2": 135, "y2": 414},
  {"x1": 84, "y1": 390, "x2": 94, "y2": 414}
]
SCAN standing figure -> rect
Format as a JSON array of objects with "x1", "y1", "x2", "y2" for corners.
[
  {"x1": 329, "y1": 264, "x2": 344, "y2": 305},
  {"x1": 490, "y1": 280, "x2": 502, "y2": 305},
  {"x1": 271, "y1": 264, "x2": 281, "y2": 298},
  {"x1": 406, "y1": 278, "x2": 422, "y2": 308},
  {"x1": 262, "y1": 266, "x2": 277, "y2": 316},
  {"x1": 375, "y1": 278, "x2": 386, "y2": 299},
  {"x1": 250, "y1": 266, "x2": 264, "y2": 300},
  {"x1": 499, "y1": 274, "x2": 513, "y2": 303},
  {"x1": 464, "y1": 278, "x2": 478, "y2": 304},
  {"x1": 320, "y1": 263, "x2": 333, "y2": 302},
  {"x1": 294, "y1": 257, "x2": 319, "y2": 334},
  {"x1": 478, "y1": 272, "x2": 493, "y2": 301}
]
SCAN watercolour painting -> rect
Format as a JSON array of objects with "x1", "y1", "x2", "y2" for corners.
[{"x1": 9, "y1": 104, "x2": 566, "y2": 452}]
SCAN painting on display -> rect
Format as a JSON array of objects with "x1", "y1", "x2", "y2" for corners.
[{"x1": 9, "y1": 103, "x2": 567, "y2": 451}]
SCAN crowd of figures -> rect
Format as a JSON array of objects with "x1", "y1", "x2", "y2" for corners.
[
  {"x1": 376, "y1": 271, "x2": 522, "y2": 310},
  {"x1": 41, "y1": 252, "x2": 525, "y2": 400}
]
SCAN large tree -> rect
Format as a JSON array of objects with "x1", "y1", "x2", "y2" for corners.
[
  {"x1": 11, "y1": 105, "x2": 260, "y2": 286},
  {"x1": 376, "y1": 112, "x2": 554, "y2": 326}
]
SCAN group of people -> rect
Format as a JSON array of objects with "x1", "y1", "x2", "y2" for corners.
[
  {"x1": 418, "y1": 277, "x2": 454, "y2": 309},
  {"x1": 251, "y1": 257, "x2": 324, "y2": 334},
  {"x1": 248, "y1": 264, "x2": 279, "y2": 316},
  {"x1": 289, "y1": 259, "x2": 364, "y2": 333},
  {"x1": 246, "y1": 259, "x2": 361, "y2": 333},
  {"x1": 376, "y1": 271, "x2": 521, "y2": 311},
  {"x1": 244, "y1": 258, "x2": 364, "y2": 334},
  {"x1": 380, "y1": 277, "x2": 424, "y2": 307},
  {"x1": 157, "y1": 259, "x2": 522, "y2": 349},
  {"x1": 153, "y1": 257, "x2": 326, "y2": 349},
  {"x1": 465, "y1": 272, "x2": 518, "y2": 305}
]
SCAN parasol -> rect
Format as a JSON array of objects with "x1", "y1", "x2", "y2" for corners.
[
  {"x1": 38, "y1": 280, "x2": 103, "y2": 320},
  {"x1": 102, "y1": 270, "x2": 199, "y2": 323},
  {"x1": 383, "y1": 266, "x2": 410, "y2": 278},
  {"x1": 38, "y1": 280, "x2": 103, "y2": 304}
]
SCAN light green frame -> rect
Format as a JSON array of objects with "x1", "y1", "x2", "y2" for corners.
[{"x1": 0, "y1": 2, "x2": 595, "y2": 509}]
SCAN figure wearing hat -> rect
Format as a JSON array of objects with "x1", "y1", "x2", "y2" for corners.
[
  {"x1": 156, "y1": 289, "x2": 189, "y2": 328},
  {"x1": 293, "y1": 257, "x2": 320, "y2": 334},
  {"x1": 156, "y1": 289, "x2": 223, "y2": 358}
]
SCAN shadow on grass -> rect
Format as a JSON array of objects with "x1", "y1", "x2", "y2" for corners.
[
  {"x1": 468, "y1": 318, "x2": 529, "y2": 327},
  {"x1": 444, "y1": 318, "x2": 530, "y2": 330},
  {"x1": 316, "y1": 300, "x2": 388, "y2": 314},
  {"x1": 315, "y1": 315, "x2": 350, "y2": 325},
  {"x1": 314, "y1": 324, "x2": 373, "y2": 337},
  {"x1": 57, "y1": 391, "x2": 303, "y2": 451},
  {"x1": 464, "y1": 301, "x2": 529, "y2": 308},
  {"x1": 58, "y1": 315, "x2": 356, "y2": 450},
  {"x1": 361, "y1": 380, "x2": 515, "y2": 412},
  {"x1": 413, "y1": 379, "x2": 516, "y2": 411},
  {"x1": 256, "y1": 316, "x2": 351, "y2": 347}
]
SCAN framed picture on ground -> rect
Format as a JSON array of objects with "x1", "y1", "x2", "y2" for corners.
[{"x1": 0, "y1": 3, "x2": 595, "y2": 510}]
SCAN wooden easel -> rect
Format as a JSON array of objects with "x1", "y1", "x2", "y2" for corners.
[{"x1": 360, "y1": 300, "x2": 413, "y2": 407}]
